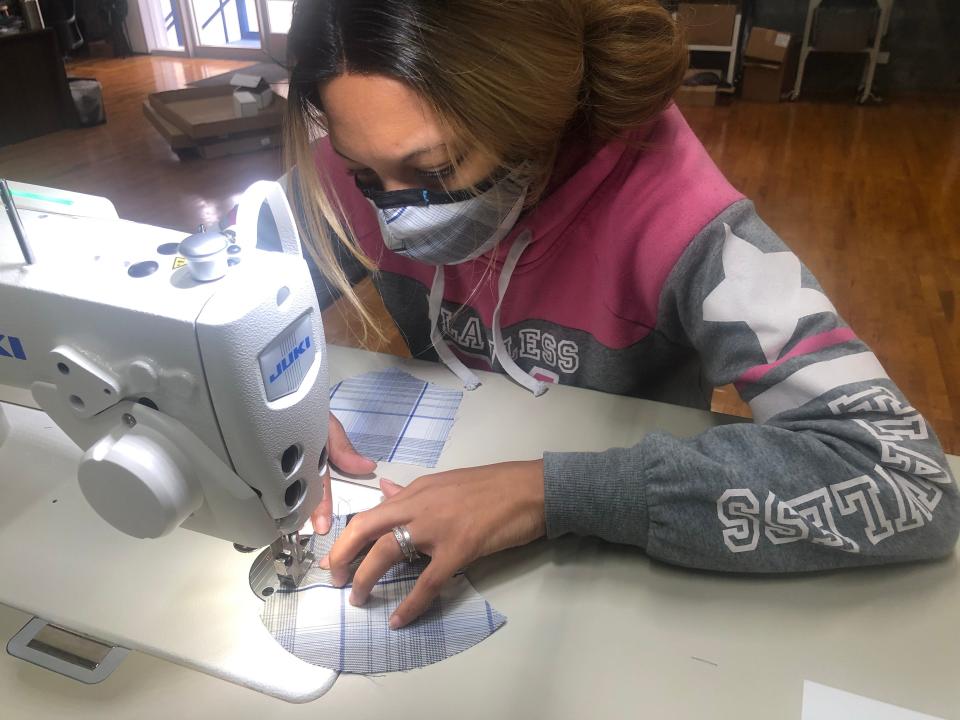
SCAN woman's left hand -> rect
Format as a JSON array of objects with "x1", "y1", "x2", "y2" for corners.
[
  {"x1": 311, "y1": 413, "x2": 377, "y2": 535},
  {"x1": 320, "y1": 460, "x2": 546, "y2": 629}
]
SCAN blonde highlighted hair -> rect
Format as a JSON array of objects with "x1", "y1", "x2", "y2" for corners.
[{"x1": 284, "y1": 0, "x2": 687, "y2": 336}]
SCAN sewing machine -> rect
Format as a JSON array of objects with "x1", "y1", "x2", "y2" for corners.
[
  {"x1": 0, "y1": 178, "x2": 328, "y2": 589},
  {"x1": 4, "y1": 181, "x2": 960, "y2": 716}
]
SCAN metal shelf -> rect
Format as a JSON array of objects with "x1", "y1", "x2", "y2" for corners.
[
  {"x1": 790, "y1": 0, "x2": 895, "y2": 103},
  {"x1": 679, "y1": 13, "x2": 743, "y2": 85}
]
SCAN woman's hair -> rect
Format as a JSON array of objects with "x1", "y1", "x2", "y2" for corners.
[{"x1": 285, "y1": 0, "x2": 687, "y2": 337}]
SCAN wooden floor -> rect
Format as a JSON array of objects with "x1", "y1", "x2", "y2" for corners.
[
  {"x1": 0, "y1": 56, "x2": 281, "y2": 233},
  {"x1": 2, "y1": 56, "x2": 957, "y2": 452}
]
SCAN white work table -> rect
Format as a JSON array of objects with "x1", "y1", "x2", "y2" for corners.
[{"x1": 1, "y1": 345, "x2": 958, "y2": 719}]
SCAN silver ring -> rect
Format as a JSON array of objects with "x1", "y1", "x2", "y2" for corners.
[{"x1": 392, "y1": 525, "x2": 420, "y2": 563}]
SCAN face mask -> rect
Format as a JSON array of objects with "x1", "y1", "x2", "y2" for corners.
[{"x1": 359, "y1": 171, "x2": 528, "y2": 266}]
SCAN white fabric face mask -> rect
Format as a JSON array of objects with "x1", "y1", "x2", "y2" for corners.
[
  {"x1": 360, "y1": 172, "x2": 528, "y2": 266},
  {"x1": 359, "y1": 171, "x2": 547, "y2": 396}
]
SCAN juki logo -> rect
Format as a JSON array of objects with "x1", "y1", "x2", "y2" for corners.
[
  {"x1": 0, "y1": 335, "x2": 27, "y2": 360},
  {"x1": 268, "y1": 335, "x2": 311, "y2": 384}
]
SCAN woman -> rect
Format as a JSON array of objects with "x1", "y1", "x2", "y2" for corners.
[{"x1": 286, "y1": 0, "x2": 959, "y2": 630}]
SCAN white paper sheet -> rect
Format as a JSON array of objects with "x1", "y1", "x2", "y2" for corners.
[{"x1": 802, "y1": 681, "x2": 945, "y2": 720}]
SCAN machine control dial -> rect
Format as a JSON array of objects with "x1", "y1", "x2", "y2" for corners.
[
  {"x1": 78, "y1": 424, "x2": 202, "y2": 539},
  {"x1": 179, "y1": 230, "x2": 229, "y2": 282}
]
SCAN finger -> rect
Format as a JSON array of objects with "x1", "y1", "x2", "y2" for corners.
[
  {"x1": 310, "y1": 471, "x2": 333, "y2": 535},
  {"x1": 326, "y1": 504, "x2": 409, "y2": 586},
  {"x1": 380, "y1": 477, "x2": 404, "y2": 499},
  {"x1": 390, "y1": 554, "x2": 460, "y2": 629},
  {"x1": 349, "y1": 532, "x2": 403, "y2": 606},
  {"x1": 328, "y1": 414, "x2": 377, "y2": 475}
]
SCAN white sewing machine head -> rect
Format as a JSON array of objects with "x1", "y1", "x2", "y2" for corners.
[{"x1": 0, "y1": 179, "x2": 328, "y2": 585}]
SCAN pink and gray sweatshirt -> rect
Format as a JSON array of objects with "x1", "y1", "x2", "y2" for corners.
[{"x1": 297, "y1": 104, "x2": 958, "y2": 572}]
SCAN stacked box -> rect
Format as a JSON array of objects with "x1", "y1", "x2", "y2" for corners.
[
  {"x1": 143, "y1": 85, "x2": 284, "y2": 160},
  {"x1": 677, "y1": 2, "x2": 739, "y2": 46},
  {"x1": 675, "y1": 69, "x2": 723, "y2": 107},
  {"x1": 741, "y1": 28, "x2": 800, "y2": 103}
]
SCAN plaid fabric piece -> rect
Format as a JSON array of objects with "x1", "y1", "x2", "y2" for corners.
[
  {"x1": 260, "y1": 516, "x2": 506, "y2": 674},
  {"x1": 329, "y1": 367, "x2": 462, "y2": 467}
]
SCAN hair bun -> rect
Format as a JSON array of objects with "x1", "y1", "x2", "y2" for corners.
[{"x1": 579, "y1": 0, "x2": 687, "y2": 139}]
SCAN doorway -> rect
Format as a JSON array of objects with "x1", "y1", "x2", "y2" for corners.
[
  {"x1": 135, "y1": 0, "x2": 292, "y2": 60},
  {"x1": 190, "y1": 0, "x2": 260, "y2": 50}
]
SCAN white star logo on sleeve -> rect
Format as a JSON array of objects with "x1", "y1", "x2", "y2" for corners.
[{"x1": 702, "y1": 224, "x2": 836, "y2": 363}]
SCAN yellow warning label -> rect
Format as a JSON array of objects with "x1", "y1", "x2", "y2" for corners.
[{"x1": 172, "y1": 256, "x2": 187, "y2": 270}]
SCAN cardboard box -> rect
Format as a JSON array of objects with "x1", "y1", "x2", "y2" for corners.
[
  {"x1": 678, "y1": 2, "x2": 738, "y2": 46},
  {"x1": 741, "y1": 28, "x2": 799, "y2": 103},
  {"x1": 675, "y1": 69, "x2": 721, "y2": 107},
  {"x1": 813, "y1": 3, "x2": 880, "y2": 52},
  {"x1": 147, "y1": 85, "x2": 284, "y2": 141},
  {"x1": 197, "y1": 132, "x2": 281, "y2": 160},
  {"x1": 142, "y1": 100, "x2": 282, "y2": 159},
  {"x1": 231, "y1": 73, "x2": 274, "y2": 110},
  {"x1": 233, "y1": 90, "x2": 259, "y2": 118},
  {"x1": 744, "y1": 28, "x2": 793, "y2": 63},
  {"x1": 142, "y1": 100, "x2": 196, "y2": 151}
]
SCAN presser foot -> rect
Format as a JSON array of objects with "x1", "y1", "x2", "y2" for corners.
[
  {"x1": 272, "y1": 531, "x2": 315, "y2": 587},
  {"x1": 246, "y1": 532, "x2": 316, "y2": 598}
]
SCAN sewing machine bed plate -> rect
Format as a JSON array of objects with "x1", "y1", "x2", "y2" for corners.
[
  {"x1": 0, "y1": 345, "x2": 722, "y2": 702},
  {"x1": 0, "y1": 408, "x2": 346, "y2": 702},
  {"x1": 1, "y1": 346, "x2": 959, "y2": 715}
]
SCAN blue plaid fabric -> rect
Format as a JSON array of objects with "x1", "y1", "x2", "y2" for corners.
[
  {"x1": 329, "y1": 367, "x2": 462, "y2": 467},
  {"x1": 259, "y1": 516, "x2": 506, "y2": 674}
]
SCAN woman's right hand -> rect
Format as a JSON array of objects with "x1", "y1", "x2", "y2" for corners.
[
  {"x1": 310, "y1": 413, "x2": 376, "y2": 534},
  {"x1": 321, "y1": 460, "x2": 546, "y2": 628}
]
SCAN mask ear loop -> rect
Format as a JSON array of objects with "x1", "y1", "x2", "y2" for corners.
[
  {"x1": 490, "y1": 230, "x2": 548, "y2": 397},
  {"x1": 422, "y1": 171, "x2": 543, "y2": 394},
  {"x1": 428, "y1": 266, "x2": 482, "y2": 390}
]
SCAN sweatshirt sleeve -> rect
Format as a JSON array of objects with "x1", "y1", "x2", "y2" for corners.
[{"x1": 543, "y1": 199, "x2": 960, "y2": 571}]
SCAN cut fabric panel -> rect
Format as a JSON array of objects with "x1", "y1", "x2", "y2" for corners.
[
  {"x1": 259, "y1": 515, "x2": 506, "y2": 674},
  {"x1": 329, "y1": 367, "x2": 462, "y2": 467}
]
